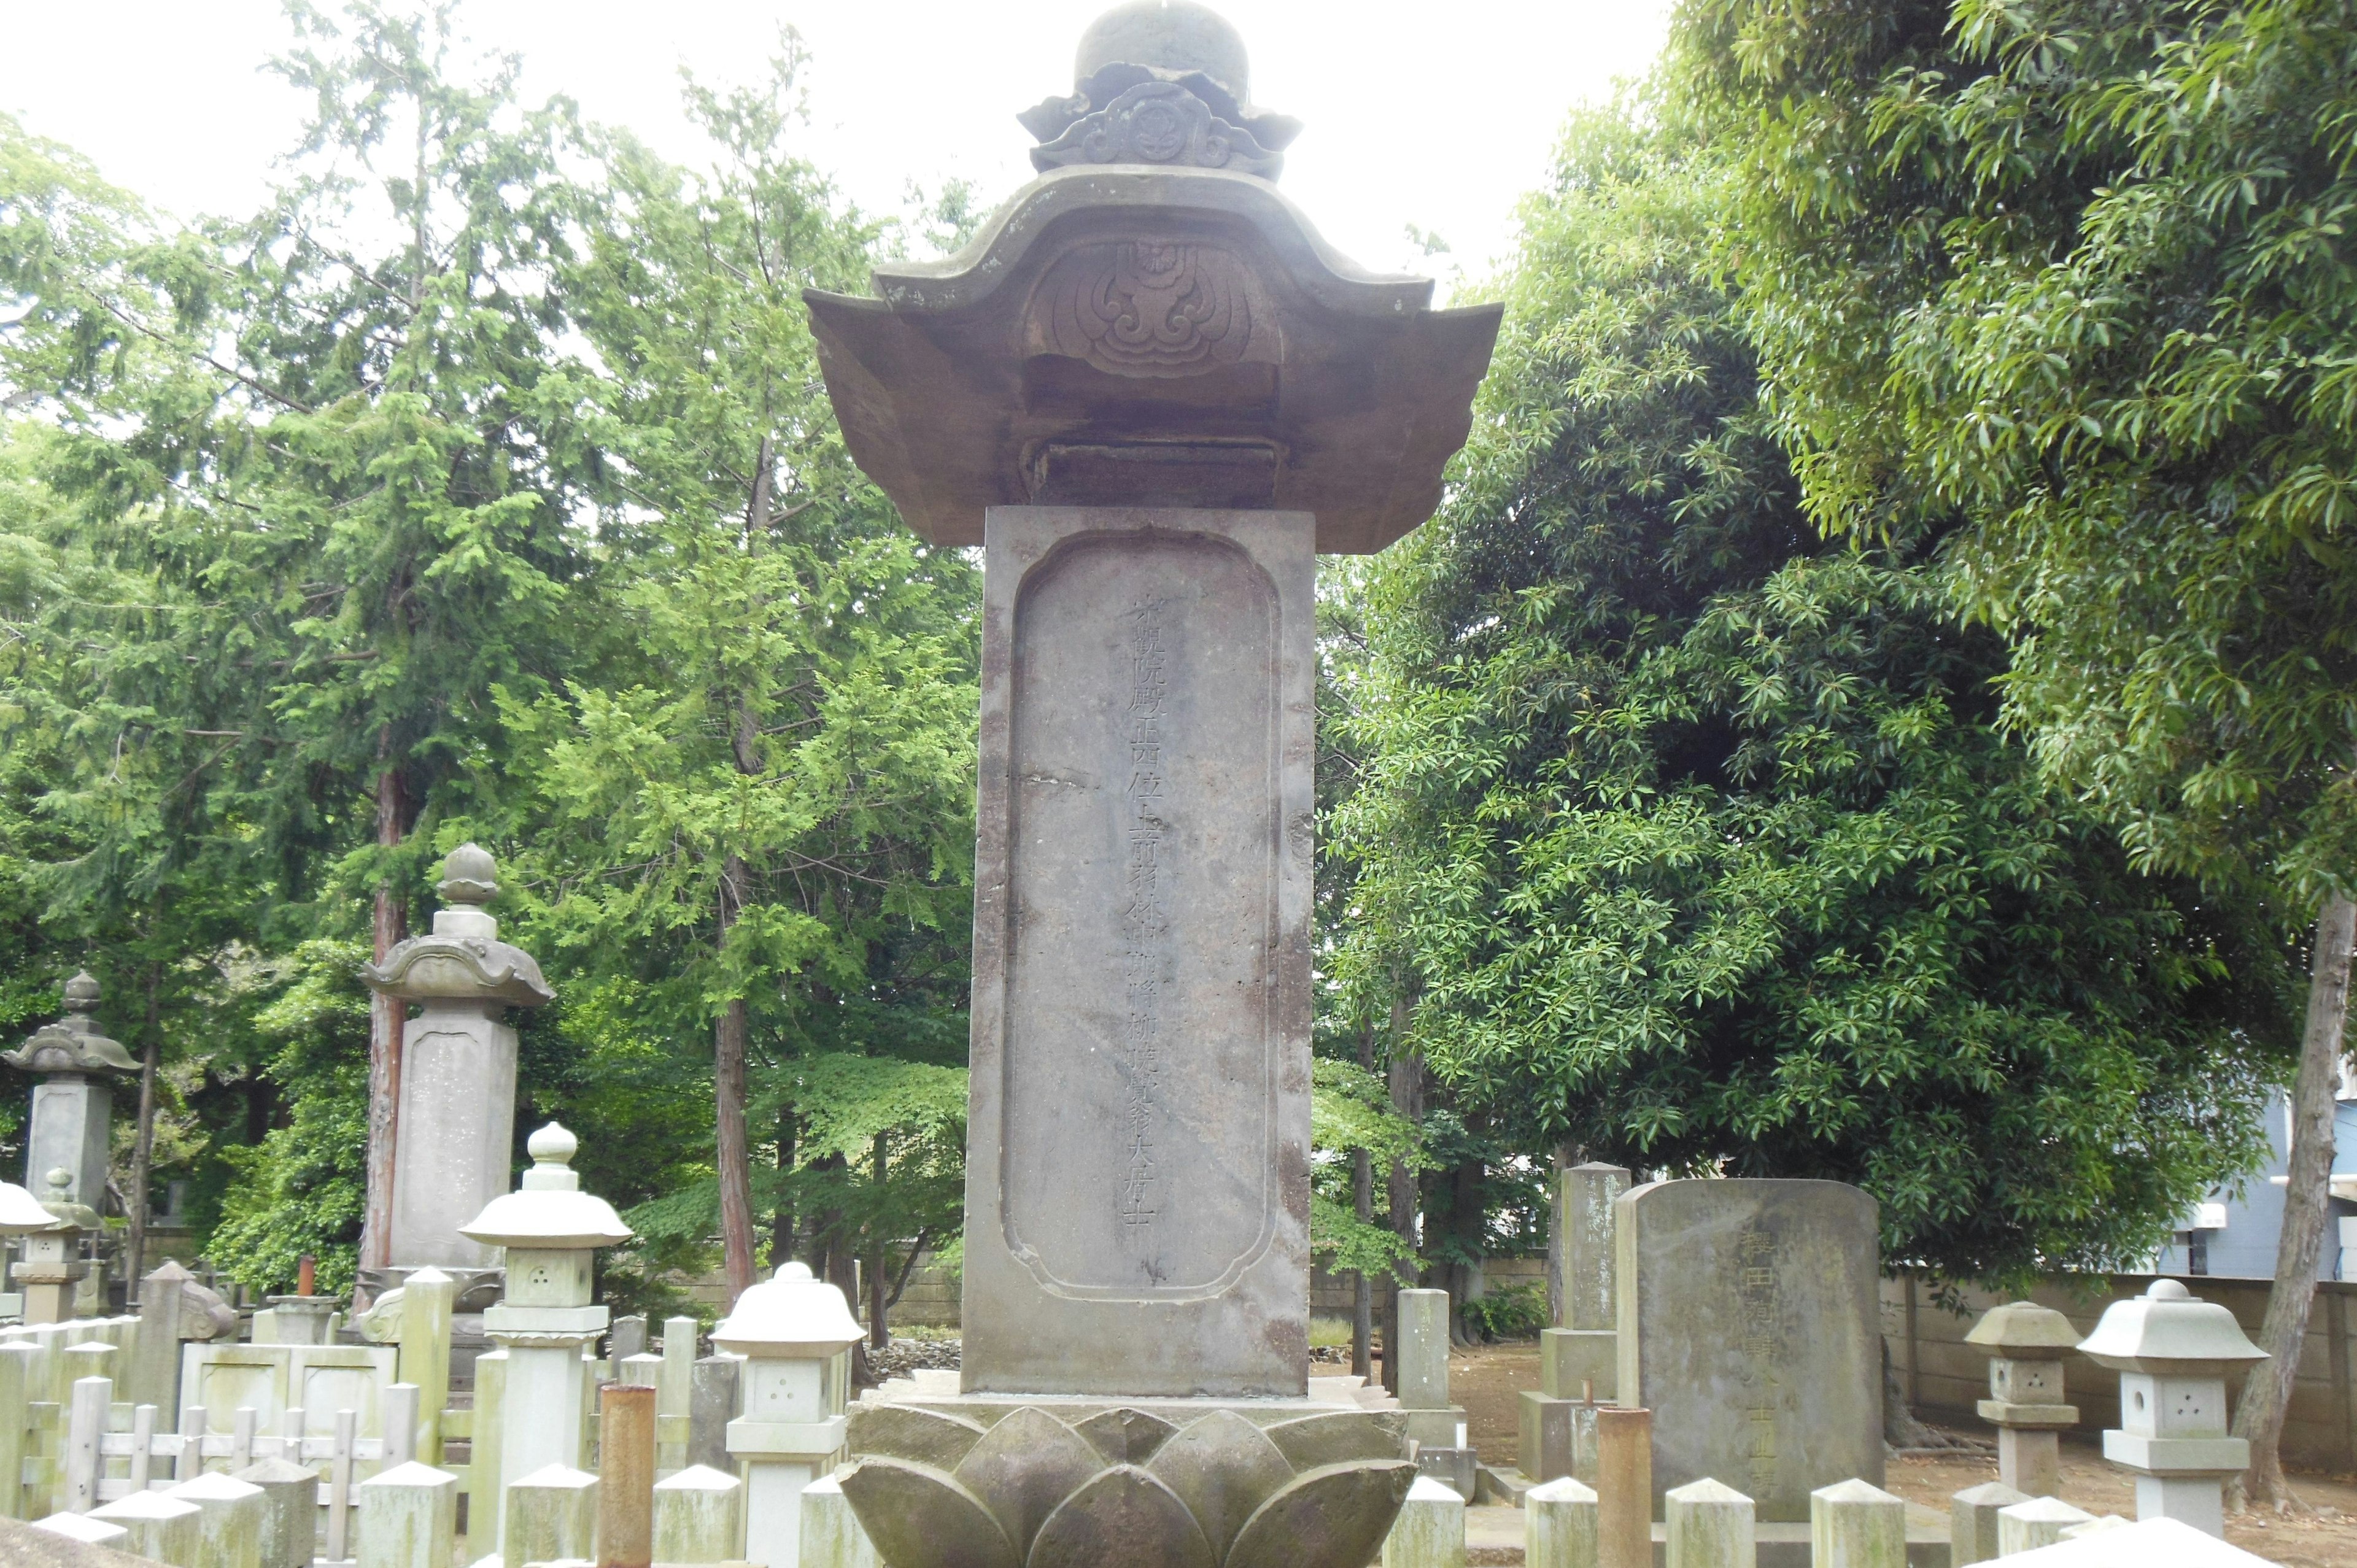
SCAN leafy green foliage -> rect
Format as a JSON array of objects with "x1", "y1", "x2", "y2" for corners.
[
  {"x1": 1307, "y1": 1058, "x2": 1423, "y2": 1277},
  {"x1": 1326, "y1": 104, "x2": 2292, "y2": 1282}
]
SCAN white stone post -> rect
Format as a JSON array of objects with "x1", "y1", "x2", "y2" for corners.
[
  {"x1": 656, "y1": 1465, "x2": 745, "y2": 1564},
  {"x1": 1965, "y1": 1300, "x2": 2081, "y2": 1498},
  {"x1": 356, "y1": 1460, "x2": 457, "y2": 1568},
  {"x1": 0, "y1": 1340, "x2": 37, "y2": 1518},
  {"x1": 1524, "y1": 1475, "x2": 1600, "y2": 1568},
  {"x1": 714, "y1": 1263, "x2": 863, "y2": 1568},
  {"x1": 29, "y1": 1511, "x2": 131, "y2": 1550},
  {"x1": 2077, "y1": 1279, "x2": 2267, "y2": 1538},
  {"x1": 1665, "y1": 1477, "x2": 1752, "y2": 1568},
  {"x1": 1381, "y1": 1475, "x2": 1468, "y2": 1568},
  {"x1": 1809, "y1": 1478, "x2": 1905, "y2": 1568},
  {"x1": 1948, "y1": 1480, "x2": 2027, "y2": 1567},
  {"x1": 4, "y1": 973, "x2": 135, "y2": 1213},
  {"x1": 89, "y1": 1488, "x2": 203, "y2": 1561},
  {"x1": 169, "y1": 1470, "x2": 268, "y2": 1568},
  {"x1": 465, "y1": 1349, "x2": 506, "y2": 1548},
  {"x1": 1397, "y1": 1288, "x2": 1469, "y2": 1454},
  {"x1": 504, "y1": 1463, "x2": 599, "y2": 1566},
  {"x1": 234, "y1": 1456, "x2": 320, "y2": 1568},
  {"x1": 363, "y1": 845, "x2": 552, "y2": 1272},
  {"x1": 459, "y1": 1122, "x2": 630, "y2": 1507},
  {"x1": 792, "y1": 1473, "x2": 873, "y2": 1568},
  {"x1": 397, "y1": 1267, "x2": 456, "y2": 1465},
  {"x1": 1997, "y1": 1496, "x2": 2095, "y2": 1554}
]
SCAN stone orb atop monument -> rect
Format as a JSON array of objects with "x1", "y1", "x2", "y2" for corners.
[{"x1": 1077, "y1": 0, "x2": 1252, "y2": 100}]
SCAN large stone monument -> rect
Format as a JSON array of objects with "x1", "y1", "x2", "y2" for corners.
[
  {"x1": 807, "y1": 0, "x2": 1496, "y2": 1405},
  {"x1": 4, "y1": 971, "x2": 136, "y2": 1211},
  {"x1": 1616, "y1": 1178, "x2": 1883, "y2": 1521},
  {"x1": 363, "y1": 843, "x2": 551, "y2": 1276},
  {"x1": 803, "y1": 4, "x2": 1496, "y2": 1562}
]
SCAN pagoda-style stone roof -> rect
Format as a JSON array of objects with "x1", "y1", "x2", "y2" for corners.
[
  {"x1": 4, "y1": 972, "x2": 136, "y2": 1078},
  {"x1": 804, "y1": 165, "x2": 1501, "y2": 554},
  {"x1": 362, "y1": 843, "x2": 552, "y2": 1008}
]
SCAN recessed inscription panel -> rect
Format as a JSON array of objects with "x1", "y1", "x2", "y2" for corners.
[{"x1": 1000, "y1": 531, "x2": 1280, "y2": 1299}]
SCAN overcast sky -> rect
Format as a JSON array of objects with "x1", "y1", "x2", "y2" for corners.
[{"x1": 1, "y1": 1, "x2": 1676, "y2": 283}]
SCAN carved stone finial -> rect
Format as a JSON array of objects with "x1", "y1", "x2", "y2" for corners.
[
  {"x1": 3, "y1": 972, "x2": 137, "y2": 1077},
  {"x1": 61, "y1": 970, "x2": 101, "y2": 1012},
  {"x1": 1020, "y1": 1, "x2": 1302, "y2": 180},
  {"x1": 438, "y1": 842, "x2": 499, "y2": 904}
]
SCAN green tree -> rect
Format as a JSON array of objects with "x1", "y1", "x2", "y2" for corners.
[
  {"x1": 1327, "y1": 102, "x2": 2293, "y2": 1286},
  {"x1": 1671, "y1": 0, "x2": 2357, "y2": 1499}
]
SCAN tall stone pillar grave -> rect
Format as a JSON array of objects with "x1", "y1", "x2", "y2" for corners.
[
  {"x1": 1616, "y1": 1178, "x2": 1883, "y2": 1520},
  {"x1": 4, "y1": 971, "x2": 136, "y2": 1211},
  {"x1": 365, "y1": 843, "x2": 551, "y2": 1274}
]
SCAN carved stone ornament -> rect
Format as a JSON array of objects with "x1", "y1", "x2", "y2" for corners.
[
  {"x1": 2, "y1": 971, "x2": 137, "y2": 1078},
  {"x1": 362, "y1": 937, "x2": 552, "y2": 1008},
  {"x1": 1032, "y1": 81, "x2": 1283, "y2": 180},
  {"x1": 1031, "y1": 240, "x2": 1274, "y2": 377}
]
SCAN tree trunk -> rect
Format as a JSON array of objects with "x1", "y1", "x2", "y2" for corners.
[
  {"x1": 715, "y1": 987, "x2": 757, "y2": 1306},
  {"x1": 868, "y1": 1130, "x2": 890, "y2": 1351},
  {"x1": 358, "y1": 752, "x2": 406, "y2": 1286},
  {"x1": 771, "y1": 1108, "x2": 798, "y2": 1269},
  {"x1": 1352, "y1": 1016, "x2": 1376, "y2": 1380},
  {"x1": 1381, "y1": 989, "x2": 1422, "y2": 1396},
  {"x1": 2233, "y1": 892, "x2": 2356, "y2": 1512},
  {"x1": 124, "y1": 966, "x2": 162, "y2": 1300}
]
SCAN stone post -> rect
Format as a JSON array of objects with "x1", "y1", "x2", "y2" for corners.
[
  {"x1": 656, "y1": 1466, "x2": 745, "y2": 1565},
  {"x1": 0, "y1": 1341, "x2": 33, "y2": 1519},
  {"x1": 459, "y1": 1123, "x2": 630, "y2": 1507},
  {"x1": 2077, "y1": 1279, "x2": 2267, "y2": 1537},
  {"x1": 1380, "y1": 1475, "x2": 1466, "y2": 1568},
  {"x1": 792, "y1": 1475, "x2": 873, "y2": 1568},
  {"x1": 1527, "y1": 1170, "x2": 1624, "y2": 1479},
  {"x1": 28, "y1": 1512, "x2": 131, "y2": 1550},
  {"x1": 1998, "y1": 1496, "x2": 2095, "y2": 1554},
  {"x1": 714, "y1": 1263, "x2": 863, "y2": 1568},
  {"x1": 4, "y1": 973, "x2": 135, "y2": 1213},
  {"x1": 1965, "y1": 1300, "x2": 2080, "y2": 1497},
  {"x1": 397, "y1": 1267, "x2": 456, "y2": 1465},
  {"x1": 688, "y1": 1355, "x2": 740, "y2": 1472},
  {"x1": 130, "y1": 1260, "x2": 194, "y2": 1413},
  {"x1": 168, "y1": 1470, "x2": 268, "y2": 1568},
  {"x1": 1397, "y1": 1289, "x2": 1468, "y2": 1454},
  {"x1": 234, "y1": 1456, "x2": 320, "y2": 1568},
  {"x1": 1664, "y1": 1477, "x2": 1752, "y2": 1568},
  {"x1": 1808, "y1": 1479, "x2": 1905, "y2": 1568},
  {"x1": 505, "y1": 1464, "x2": 599, "y2": 1566},
  {"x1": 356, "y1": 1461, "x2": 457, "y2": 1568},
  {"x1": 363, "y1": 844, "x2": 553, "y2": 1272},
  {"x1": 1524, "y1": 1475, "x2": 1599, "y2": 1568},
  {"x1": 659, "y1": 1316, "x2": 697, "y2": 1472},
  {"x1": 1948, "y1": 1480, "x2": 2027, "y2": 1567},
  {"x1": 88, "y1": 1489, "x2": 203, "y2": 1561},
  {"x1": 1595, "y1": 1408, "x2": 1651, "y2": 1568},
  {"x1": 599, "y1": 1381, "x2": 656, "y2": 1568},
  {"x1": 19, "y1": 1172, "x2": 96, "y2": 1324},
  {"x1": 466, "y1": 1349, "x2": 507, "y2": 1550},
  {"x1": 260, "y1": 1294, "x2": 338, "y2": 1346},
  {"x1": 608, "y1": 1314, "x2": 648, "y2": 1378}
]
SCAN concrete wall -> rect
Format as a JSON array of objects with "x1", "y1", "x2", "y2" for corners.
[{"x1": 1884, "y1": 1269, "x2": 2357, "y2": 1472}]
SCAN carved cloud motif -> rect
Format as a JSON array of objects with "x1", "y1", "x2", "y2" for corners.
[{"x1": 1033, "y1": 241, "x2": 1275, "y2": 379}]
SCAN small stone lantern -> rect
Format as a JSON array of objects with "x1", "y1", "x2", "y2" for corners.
[
  {"x1": 2077, "y1": 1279, "x2": 2267, "y2": 1537},
  {"x1": 460, "y1": 1124, "x2": 631, "y2": 1510},
  {"x1": 1965, "y1": 1299, "x2": 2082, "y2": 1496},
  {"x1": 18, "y1": 1168, "x2": 99, "y2": 1324},
  {"x1": 712, "y1": 1262, "x2": 864, "y2": 1568}
]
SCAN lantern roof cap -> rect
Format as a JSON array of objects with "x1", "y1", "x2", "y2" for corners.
[
  {"x1": 711, "y1": 1262, "x2": 864, "y2": 1357},
  {"x1": 459, "y1": 1123, "x2": 633, "y2": 1249},
  {"x1": 1966, "y1": 1300, "x2": 2082, "y2": 1355},
  {"x1": 0, "y1": 1176, "x2": 61, "y2": 1236},
  {"x1": 2078, "y1": 1280, "x2": 2267, "y2": 1375}
]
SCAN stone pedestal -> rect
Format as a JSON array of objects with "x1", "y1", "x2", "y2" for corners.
[
  {"x1": 959, "y1": 504, "x2": 1317, "y2": 1399},
  {"x1": 365, "y1": 844, "x2": 552, "y2": 1272},
  {"x1": 1527, "y1": 1164, "x2": 1627, "y2": 1480}
]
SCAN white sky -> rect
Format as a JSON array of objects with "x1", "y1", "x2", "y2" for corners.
[{"x1": 0, "y1": 0, "x2": 1674, "y2": 283}]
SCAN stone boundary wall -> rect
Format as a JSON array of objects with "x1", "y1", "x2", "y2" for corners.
[{"x1": 1883, "y1": 1270, "x2": 2357, "y2": 1473}]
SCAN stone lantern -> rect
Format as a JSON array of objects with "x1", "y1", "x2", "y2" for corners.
[
  {"x1": 712, "y1": 1262, "x2": 863, "y2": 1568},
  {"x1": 18, "y1": 1168, "x2": 99, "y2": 1323},
  {"x1": 2077, "y1": 1279, "x2": 2267, "y2": 1537},
  {"x1": 364, "y1": 843, "x2": 552, "y2": 1283},
  {"x1": 4, "y1": 971, "x2": 136, "y2": 1211},
  {"x1": 1966, "y1": 1299, "x2": 2081, "y2": 1496},
  {"x1": 460, "y1": 1123, "x2": 630, "y2": 1508}
]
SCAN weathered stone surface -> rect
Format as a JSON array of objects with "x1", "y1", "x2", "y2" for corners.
[
  {"x1": 1380, "y1": 1474, "x2": 1466, "y2": 1568},
  {"x1": 1949, "y1": 1480, "x2": 2028, "y2": 1568},
  {"x1": 1072, "y1": 1407, "x2": 1177, "y2": 1465},
  {"x1": 1664, "y1": 1478, "x2": 1753, "y2": 1568},
  {"x1": 1260, "y1": 1410, "x2": 1405, "y2": 1471},
  {"x1": 1146, "y1": 1410, "x2": 1291, "y2": 1558},
  {"x1": 1558, "y1": 1164, "x2": 1629, "y2": 1332},
  {"x1": 168, "y1": 1470, "x2": 266, "y2": 1568},
  {"x1": 838, "y1": 1458, "x2": 1017, "y2": 1568},
  {"x1": 1616, "y1": 1179, "x2": 1882, "y2": 1520},
  {"x1": 354, "y1": 1461, "x2": 457, "y2": 1568},
  {"x1": 1523, "y1": 1476, "x2": 1600, "y2": 1568},
  {"x1": 849, "y1": 1403, "x2": 990, "y2": 1470},
  {"x1": 688, "y1": 1354, "x2": 741, "y2": 1473},
  {"x1": 1541, "y1": 1330, "x2": 1618, "y2": 1404},
  {"x1": 653, "y1": 1465, "x2": 744, "y2": 1565},
  {"x1": 1397, "y1": 1290, "x2": 1450, "y2": 1410},
  {"x1": 961, "y1": 508, "x2": 1315, "y2": 1399},
  {"x1": 794, "y1": 1474, "x2": 873, "y2": 1568},
  {"x1": 1809, "y1": 1478, "x2": 1905, "y2": 1568},
  {"x1": 2000, "y1": 1497, "x2": 2096, "y2": 1556},
  {"x1": 502, "y1": 1463, "x2": 598, "y2": 1568},
  {"x1": 88, "y1": 1490, "x2": 201, "y2": 1564},
  {"x1": 234, "y1": 1458, "x2": 319, "y2": 1568},
  {"x1": 1026, "y1": 1466, "x2": 1215, "y2": 1568},
  {"x1": 17, "y1": 1515, "x2": 138, "y2": 1562},
  {"x1": 951, "y1": 1407, "x2": 1104, "y2": 1558},
  {"x1": 1519, "y1": 1392, "x2": 1573, "y2": 1484},
  {"x1": 1225, "y1": 1462, "x2": 1415, "y2": 1568},
  {"x1": 1595, "y1": 1409, "x2": 1650, "y2": 1568}
]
